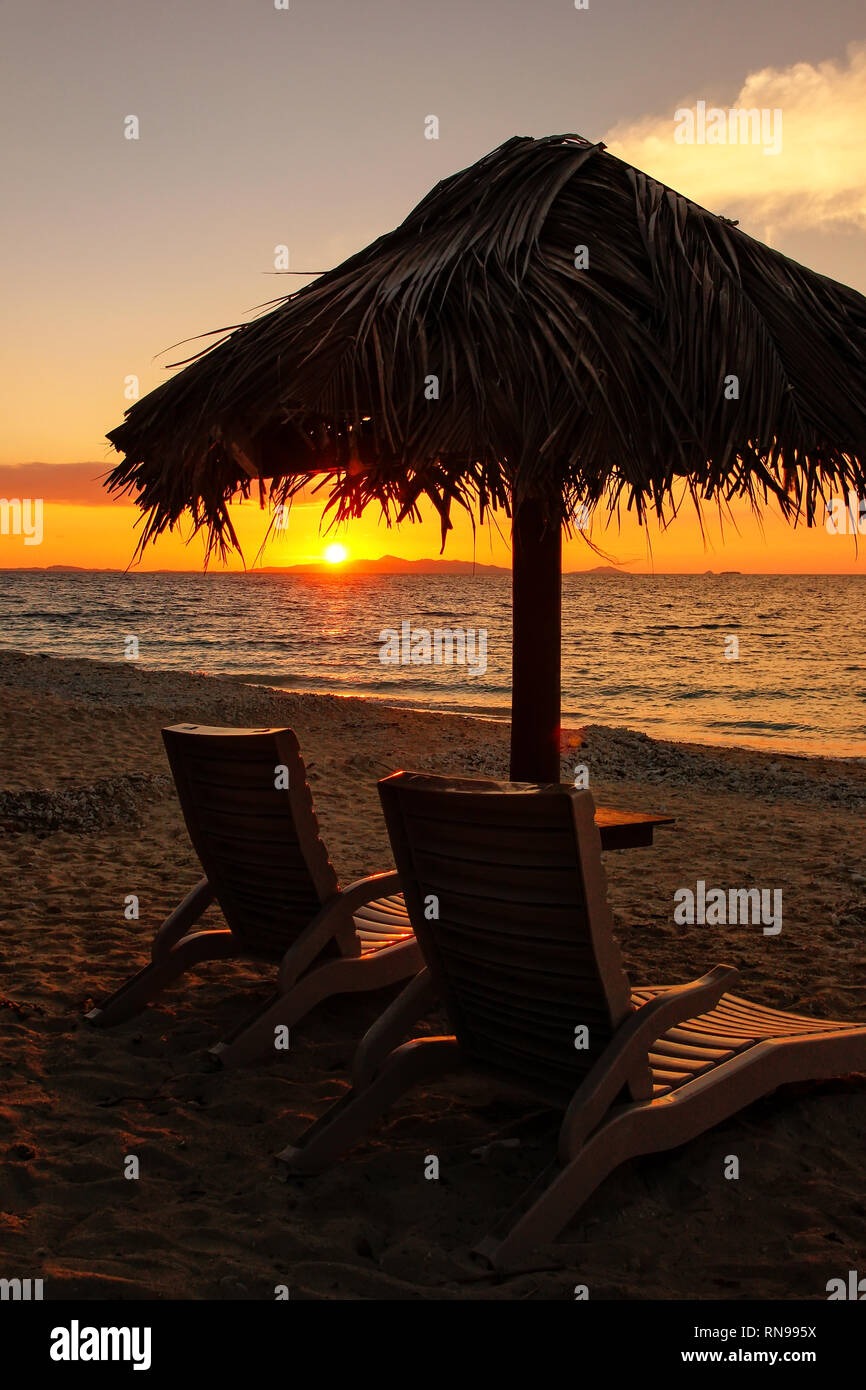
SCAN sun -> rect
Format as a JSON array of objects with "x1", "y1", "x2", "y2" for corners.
[{"x1": 323, "y1": 543, "x2": 348, "y2": 565}]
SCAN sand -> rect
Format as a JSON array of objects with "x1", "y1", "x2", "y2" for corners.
[{"x1": 0, "y1": 647, "x2": 864, "y2": 1300}]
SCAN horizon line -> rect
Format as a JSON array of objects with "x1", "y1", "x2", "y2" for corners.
[{"x1": 1, "y1": 564, "x2": 864, "y2": 577}]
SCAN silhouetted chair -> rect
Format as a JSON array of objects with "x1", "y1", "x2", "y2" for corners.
[
  {"x1": 87, "y1": 726, "x2": 420, "y2": 1065},
  {"x1": 280, "y1": 771, "x2": 866, "y2": 1266}
]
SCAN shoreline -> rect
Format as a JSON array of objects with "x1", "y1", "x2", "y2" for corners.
[
  {"x1": 247, "y1": 679, "x2": 866, "y2": 765},
  {"x1": 2, "y1": 644, "x2": 863, "y2": 767},
  {"x1": 1, "y1": 649, "x2": 865, "y2": 817}
]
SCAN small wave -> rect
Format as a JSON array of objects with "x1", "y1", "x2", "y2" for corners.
[{"x1": 706, "y1": 718, "x2": 806, "y2": 733}]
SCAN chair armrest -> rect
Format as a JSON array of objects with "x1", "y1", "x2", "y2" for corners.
[
  {"x1": 558, "y1": 964, "x2": 739, "y2": 1160},
  {"x1": 277, "y1": 869, "x2": 402, "y2": 989},
  {"x1": 335, "y1": 870, "x2": 402, "y2": 913},
  {"x1": 351, "y1": 967, "x2": 438, "y2": 1089}
]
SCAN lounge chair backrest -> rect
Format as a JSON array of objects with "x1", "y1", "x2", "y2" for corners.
[
  {"x1": 163, "y1": 725, "x2": 340, "y2": 956},
  {"x1": 378, "y1": 771, "x2": 650, "y2": 1102}
]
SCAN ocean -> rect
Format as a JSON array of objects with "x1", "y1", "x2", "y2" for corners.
[{"x1": 1, "y1": 569, "x2": 864, "y2": 759}]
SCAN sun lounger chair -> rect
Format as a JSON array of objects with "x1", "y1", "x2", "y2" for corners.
[
  {"x1": 279, "y1": 771, "x2": 866, "y2": 1267},
  {"x1": 86, "y1": 726, "x2": 421, "y2": 1064}
]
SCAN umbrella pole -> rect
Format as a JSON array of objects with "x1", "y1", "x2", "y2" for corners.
[{"x1": 509, "y1": 497, "x2": 562, "y2": 783}]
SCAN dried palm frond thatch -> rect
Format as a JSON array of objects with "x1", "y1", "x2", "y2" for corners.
[{"x1": 106, "y1": 133, "x2": 866, "y2": 562}]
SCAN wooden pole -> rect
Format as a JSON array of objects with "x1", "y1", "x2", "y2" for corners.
[{"x1": 509, "y1": 497, "x2": 562, "y2": 783}]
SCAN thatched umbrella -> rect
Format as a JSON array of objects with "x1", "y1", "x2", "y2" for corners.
[{"x1": 106, "y1": 134, "x2": 866, "y2": 781}]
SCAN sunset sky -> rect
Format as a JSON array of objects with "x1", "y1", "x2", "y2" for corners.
[{"x1": 2, "y1": 0, "x2": 865, "y2": 573}]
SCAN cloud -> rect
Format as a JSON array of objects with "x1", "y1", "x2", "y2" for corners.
[
  {"x1": 604, "y1": 42, "x2": 866, "y2": 239},
  {"x1": 0, "y1": 463, "x2": 120, "y2": 505},
  {"x1": 0, "y1": 465, "x2": 341, "y2": 511}
]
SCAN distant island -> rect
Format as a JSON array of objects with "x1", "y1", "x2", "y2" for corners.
[
  {"x1": 5, "y1": 556, "x2": 637, "y2": 576},
  {"x1": 258, "y1": 554, "x2": 507, "y2": 575},
  {"x1": 259, "y1": 556, "x2": 635, "y2": 576}
]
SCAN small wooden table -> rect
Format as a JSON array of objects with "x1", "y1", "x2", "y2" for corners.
[{"x1": 595, "y1": 807, "x2": 675, "y2": 851}]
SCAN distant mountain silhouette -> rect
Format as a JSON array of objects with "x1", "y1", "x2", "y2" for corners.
[
  {"x1": 7, "y1": 556, "x2": 636, "y2": 576},
  {"x1": 257, "y1": 554, "x2": 508, "y2": 575},
  {"x1": 259, "y1": 556, "x2": 636, "y2": 576},
  {"x1": 577, "y1": 565, "x2": 634, "y2": 575}
]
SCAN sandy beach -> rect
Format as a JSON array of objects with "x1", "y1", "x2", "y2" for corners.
[{"x1": 1, "y1": 646, "x2": 864, "y2": 1300}]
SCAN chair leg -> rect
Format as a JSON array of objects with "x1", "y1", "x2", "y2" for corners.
[
  {"x1": 85, "y1": 930, "x2": 238, "y2": 1027},
  {"x1": 478, "y1": 1031, "x2": 866, "y2": 1269},
  {"x1": 474, "y1": 1107, "x2": 645, "y2": 1270},
  {"x1": 210, "y1": 940, "x2": 423, "y2": 1067},
  {"x1": 277, "y1": 1037, "x2": 461, "y2": 1173},
  {"x1": 351, "y1": 967, "x2": 436, "y2": 1089},
  {"x1": 151, "y1": 878, "x2": 215, "y2": 959}
]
